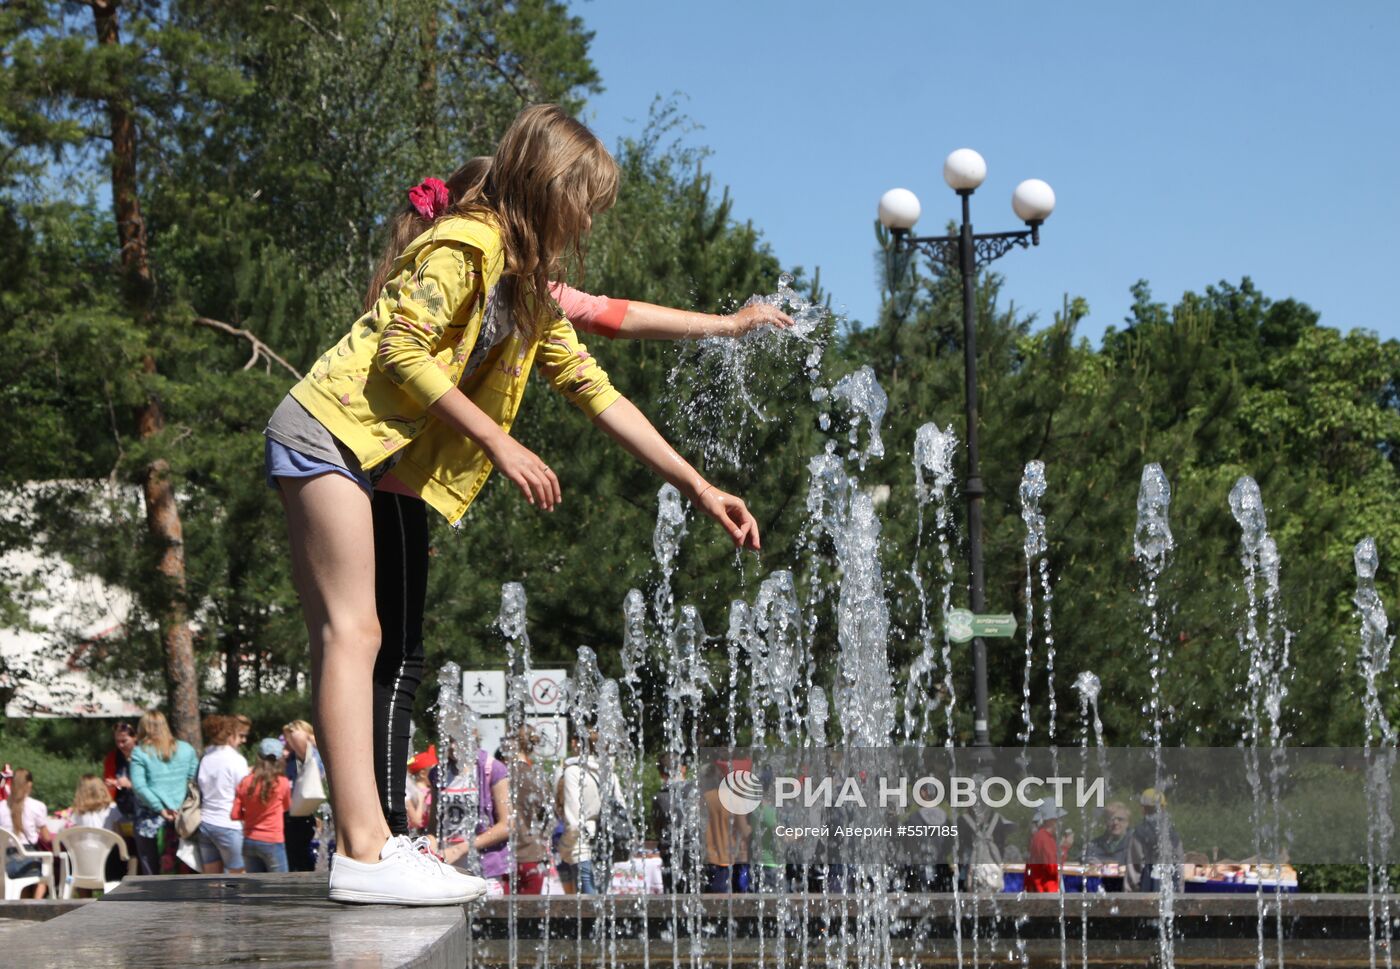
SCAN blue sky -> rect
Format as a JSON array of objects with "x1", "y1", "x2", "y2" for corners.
[{"x1": 570, "y1": 0, "x2": 1399, "y2": 342}]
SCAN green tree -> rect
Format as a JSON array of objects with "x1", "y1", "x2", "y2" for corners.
[
  {"x1": 858, "y1": 258, "x2": 1400, "y2": 748},
  {"x1": 0, "y1": 0, "x2": 603, "y2": 718}
]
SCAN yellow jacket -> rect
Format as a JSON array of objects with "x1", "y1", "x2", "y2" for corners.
[{"x1": 290, "y1": 215, "x2": 620, "y2": 525}]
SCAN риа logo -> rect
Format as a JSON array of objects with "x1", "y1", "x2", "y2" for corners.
[{"x1": 718, "y1": 769, "x2": 763, "y2": 815}]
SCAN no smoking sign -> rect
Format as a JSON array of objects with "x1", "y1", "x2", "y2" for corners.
[{"x1": 526, "y1": 669, "x2": 565, "y2": 714}]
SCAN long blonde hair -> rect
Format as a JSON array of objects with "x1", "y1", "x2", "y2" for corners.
[
  {"x1": 281, "y1": 719, "x2": 316, "y2": 746},
  {"x1": 136, "y1": 710, "x2": 177, "y2": 762},
  {"x1": 72, "y1": 775, "x2": 111, "y2": 815},
  {"x1": 364, "y1": 104, "x2": 618, "y2": 342},
  {"x1": 7, "y1": 768, "x2": 32, "y2": 829}
]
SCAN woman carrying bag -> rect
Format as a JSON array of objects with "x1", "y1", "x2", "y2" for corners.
[
  {"x1": 282, "y1": 720, "x2": 327, "y2": 871},
  {"x1": 128, "y1": 711, "x2": 198, "y2": 875}
]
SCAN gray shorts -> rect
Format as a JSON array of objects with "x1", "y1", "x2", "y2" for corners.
[{"x1": 264, "y1": 394, "x2": 397, "y2": 495}]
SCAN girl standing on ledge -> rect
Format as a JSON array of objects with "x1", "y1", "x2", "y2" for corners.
[
  {"x1": 367, "y1": 155, "x2": 791, "y2": 841},
  {"x1": 266, "y1": 104, "x2": 764, "y2": 906}
]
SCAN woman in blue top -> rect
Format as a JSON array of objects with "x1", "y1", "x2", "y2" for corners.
[{"x1": 128, "y1": 710, "x2": 198, "y2": 875}]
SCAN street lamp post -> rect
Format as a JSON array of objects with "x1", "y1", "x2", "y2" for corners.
[{"x1": 878, "y1": 150, "x2": 1055, "y2": 747}]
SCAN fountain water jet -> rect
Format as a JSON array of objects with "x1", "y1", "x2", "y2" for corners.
[
  {"x1": 1134, "y1": 463, "x2": 1177, "y2": 968},
  {"x1": 1356, "y1": 537, "x2": 1396, "y2": 969}
]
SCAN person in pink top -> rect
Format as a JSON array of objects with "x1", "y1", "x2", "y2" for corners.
[
  {"x1": 232, "y1": 739, "x2": 293, "y2": 873},
  {"x1": 2, "y1": 768, "x2": 52, "y2": 897},
  {"x1": 367, "y1": 155, "x2": 794, "y2": 840}
]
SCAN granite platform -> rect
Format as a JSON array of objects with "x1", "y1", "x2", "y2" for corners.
[
  {"x1": 2, "y1": 876, "x2": 1390, "y2": 968},
  {"x1": 0, "y1": 872, "x2": 466, "y2": 969}
]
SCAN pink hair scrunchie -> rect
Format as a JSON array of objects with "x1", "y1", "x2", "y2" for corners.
[{"x1": 407, "y1": 177, "x2": 450, "y2": 220}]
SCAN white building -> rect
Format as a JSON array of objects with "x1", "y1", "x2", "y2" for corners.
[{"x1": 1, "y1": 481, "x2": 157, "y2": 718}]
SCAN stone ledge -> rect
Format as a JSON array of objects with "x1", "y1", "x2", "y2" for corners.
[
  {"x1": 0, "y1": 898, "x2": 89, "y2": 922},
  {"x1": 2, "y1": 878, "x2": 1386, "y2": 968},
  {"x1": 1, "y1": 872, "x2": 465, "y2": 969},
  {"x1": 466, "y1": 890, "x2": 1381, "y2": 920}
]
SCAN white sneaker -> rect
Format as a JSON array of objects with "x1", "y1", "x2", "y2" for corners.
[{"x1": 329, "y1": 835, "x2": 490, "y2": 905}]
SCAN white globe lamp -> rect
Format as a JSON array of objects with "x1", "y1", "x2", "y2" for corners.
[
  {"x1": 1012, "y1": 179, "x2": 1056, "y2": 224},
  {"x1": 877, "y1": 188, "x2": 921, "y2": 231},
  {"x1": 943, "y1": 149, "x2": 987, "y2": 192}
]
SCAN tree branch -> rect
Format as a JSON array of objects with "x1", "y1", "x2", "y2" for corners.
[
  {"x1": 194, "y1": 317, "x2": 302, "y2": 379},
  {"x1": 101, "y1": 379, "x2": 126, "y2": 487}
]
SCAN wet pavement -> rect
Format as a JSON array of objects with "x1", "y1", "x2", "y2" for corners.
[{"x1": 0, "y1": 872, "x2": 465, "y2": 969}]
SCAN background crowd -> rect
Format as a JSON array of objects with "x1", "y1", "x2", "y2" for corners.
[
  {"x1": 1, "y1": 710, "x2": 1201, "y2": 900},
  {"x1": 3, "y1": 712, "x2": 326, "y2": 896}
]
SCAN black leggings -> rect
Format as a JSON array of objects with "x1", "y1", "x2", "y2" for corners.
[{"x1": 371, "y1": 490, "x2": 431, "y2": 836}]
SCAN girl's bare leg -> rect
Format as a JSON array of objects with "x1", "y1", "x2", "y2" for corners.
[{"x1": 278, "y1": 473, "x2": 392, "y2": 864}]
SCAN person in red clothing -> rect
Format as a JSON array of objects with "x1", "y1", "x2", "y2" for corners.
[
  {"x1": 232, "y1": 738, "x2": 293, "y2": 873},
  {"x1": 1025, "y1": 803, "x2": 1073, "y2": 893},
  {"x1": 405, "y1": 745, "x2": 436, "y2": 836}
]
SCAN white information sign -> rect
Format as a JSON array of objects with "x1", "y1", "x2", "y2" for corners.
[
  {"x1": 462, "y1": 670, "x2": 506, "y2": 715},
  {"x1": 527, "y1": 716, "x2": 568, "y2": 760},
  {"x1": 525, "y1": 669, "x2": 567, "y2": 714},
  {"x1": 474, "y1": 717, "x2": 508, "y2": 759}
]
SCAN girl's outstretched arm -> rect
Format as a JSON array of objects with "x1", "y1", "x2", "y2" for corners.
[
  {"x1": 592, "y1": 397, "x2": 761, "y2": 551},
  {"x1": 551, "y1": 283, "x2": 793, "y2": 341},
  {"x1": 614, "y1": 301, "x2": 793, "y2": 340}
]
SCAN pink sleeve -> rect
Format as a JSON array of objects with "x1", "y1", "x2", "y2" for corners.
[{"x1": 548, "y1": 281, "x2": 628, "y2": 338}]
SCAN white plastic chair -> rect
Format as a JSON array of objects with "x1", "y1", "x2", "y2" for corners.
[
  {"x1": 54, "y1": 826, "x2": 134, "y2": 897},
  {"x1": 1, "y1": 827, "x2": 56, "y2": 899}
]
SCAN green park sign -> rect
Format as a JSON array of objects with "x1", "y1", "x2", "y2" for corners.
[{"x1": 946, "y1": 608, "x2": 1018, "y2": 643}]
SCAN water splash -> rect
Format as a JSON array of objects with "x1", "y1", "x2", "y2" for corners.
[
  {"x1": 833, "y1": 490, "x2": 896, "y2": 747},
  {"x1": 1228, "y1": 477, "x2": 1269, "y2": 559},
  {"x1": 809, "y1": 371, "x2": 897, "y2": 751},
  {"x1": 806, "y1": 448, "x2": 853, "y2": 534},
  {"x1": 667, "y1": 605, "x2": 711, "y2": 703},
  {"x1": 913, "y1": 423, "x2": 959, "y2": 502},
  {"x1": 495, "y1": 583, "x2": 531, "y2": 968},
  {"x1": 618, "y1": 586, "x2": 652, "y2": 963},
  {"x1": 806, "y1": 440, "x2": 896, "y2": 748},
  {"x1": 595, "y1": 680, "x2": 632, "y2": 813},
  {"x1": 652, "y1": 483, "x2": 688, "y2": 632},
  {"x1": 433, "y1": 660, "x2": 481, "y2": 867},
  {"x1": 1357, "y1": 538, "x2": 1394, "y2": 744},
  {"x1": 1133, "y1": 464, "x2": 1176, "y2": 968},
  {"x1": 497, "y1": 581, "x2": 528, "y2": 646},
  {"x1": 1134, "y1": 464, "x2": 1174, "y2": 581},
  {"x1": 830, "y1": 366, "x2": 889, "y2": 469},
  {"x1": 754, "y1": 570, "x2": 803, "y2": 739},
  {"x1": 905, "y1": 424, "x2": 959, "y2": 743},
  {"x1": 1019, "y1": 461, "x2": 1048, "y2": 745},
  {"x1": 1228, "y1": 475, "x2": 1292, "y2": 969},
  {"x1": 807, "y1": 686, "x2": 830, "y2": 747},
  {"x1": 621, "y1": 588, "x2": 648, "y2": 687},
  {"x1": 1074, "y1": 670, "x2": 1108, "y2": 969},
  {"x1": 1073, "y1": 670, "x2": 1101, "y2": 708},
  {"x1": 1356, "y1": 537, "x2": 1396, "y2": 969},
  {"x1": 666, "y1": 273, "x2": 830, "y2": 468},
  {"x1": 566, "y1": 646, "x2": 604, "y2": 736}
]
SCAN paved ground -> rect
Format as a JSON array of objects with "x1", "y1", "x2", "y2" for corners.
[
  {"x1": 1, "y1": 873, "x2": 465, "y2": 969},
  {"x1": 0, "y1": 880, "x2": 1385, "y2": 967}
]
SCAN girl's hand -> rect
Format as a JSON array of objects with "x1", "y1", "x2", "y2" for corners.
[
  {"x1": 726, "y1": 303, "x2": 793, "y2": 336},
  {"x1": 485, "y1": 431, "x2": 561, "y2": 511},
  {"x1": 694, "y1": 483, "x2": 761, "y2": 551}
]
